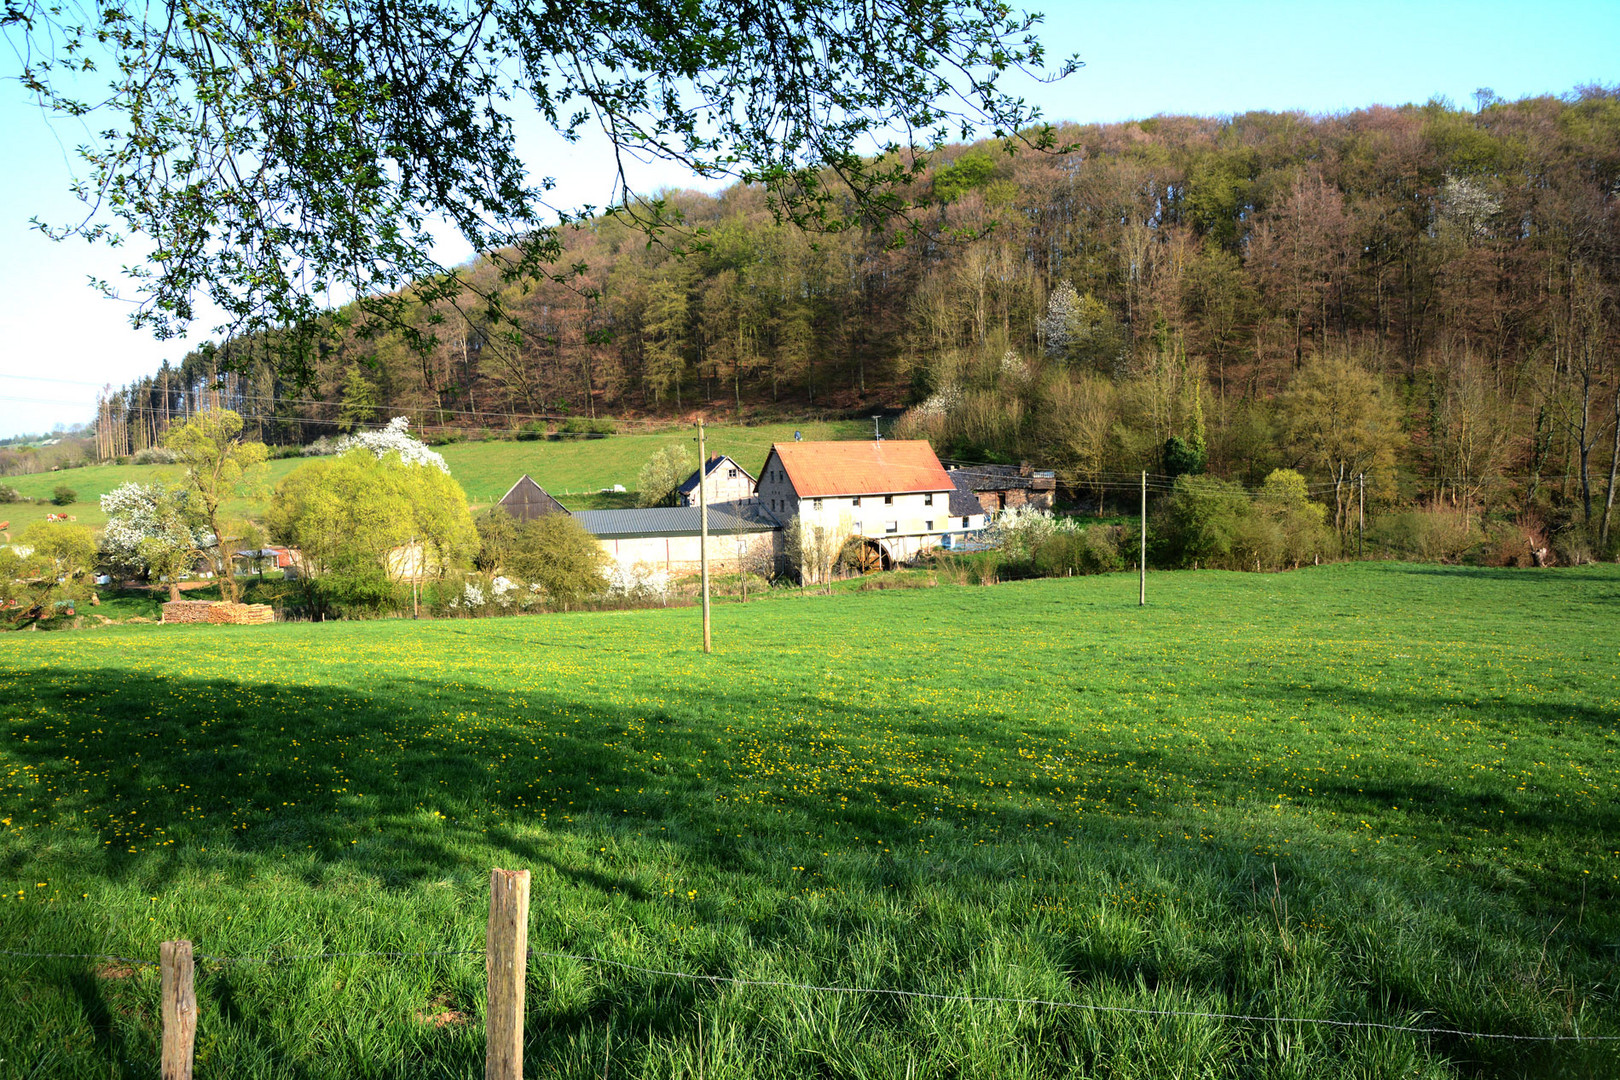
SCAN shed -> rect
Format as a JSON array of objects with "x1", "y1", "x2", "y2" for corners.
[
  {"x1": 498, "y1": 474, "x2": 570, "y2": 521},
  {"x1": 574, "y1": 501, "x2": 781, "y2": 573}
]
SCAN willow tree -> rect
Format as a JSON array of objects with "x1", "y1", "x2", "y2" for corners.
[{"x1": 7, "y1": 0, "x2": 1076, "y2": 380}]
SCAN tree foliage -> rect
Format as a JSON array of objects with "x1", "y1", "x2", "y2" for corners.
[
  {"x1": 163, "y1": 409, "x2": 268, "y2": 601},
  {"x1": 337, "y1": 366, "x2": 380, "y2": 434},
  {"x1": 1279, "y1": 351, "x2": 1404, "y2": 533},
  {"x1": 99, "y1": 481, "x2": 211, "y2": 599},
  {"x1": 505, "y1": 515, "x2": 610, "y2": 610},
  {"x1": 635, "y1": 443, "x2": 694, "y2": 508},
  {"x1": 268, "y1": 450, "x2": 476, "y2": 583},
  {"x1": 85, "y1": 90, "x2": 1620, "y2": 547},
  {"x1": 9, "y1": 0, "x2": 1073, "y2": 370},
  {"x1": 1, "y1": 521, "x2": 96, "y2": 619}
]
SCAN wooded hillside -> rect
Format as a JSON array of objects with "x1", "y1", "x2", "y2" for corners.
[{"x1": 95, "y1": 89, "x2": 1620, "y2": 540}]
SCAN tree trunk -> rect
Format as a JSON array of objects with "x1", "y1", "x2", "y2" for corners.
[{"x1": 1603, "y1": 382, "x2": 1620, "y2": 549}]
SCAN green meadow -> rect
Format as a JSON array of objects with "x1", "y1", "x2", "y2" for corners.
[
  {"x1": 1, "y1": 564, "x2": 1617, "y2": 1078},
  {"x1": 0, "y1": 420, "x2": 865, "y2": 533}
]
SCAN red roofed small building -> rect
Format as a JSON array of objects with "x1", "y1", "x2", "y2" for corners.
[{"x1": 755, "y1": 439, "x2": 986, "y2": 573}]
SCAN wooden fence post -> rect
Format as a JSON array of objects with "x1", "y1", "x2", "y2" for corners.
[
  {"x1": 486, "y1": 868, "x2": 531, "y2": 1080},
  {"x1": 160, "y1": 939, "x2": 196, "y2": 1080}
]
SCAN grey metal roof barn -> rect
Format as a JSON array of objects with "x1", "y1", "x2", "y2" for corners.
[{"x1": 573, "y1": 501, "x2": 780, "y2": 540}]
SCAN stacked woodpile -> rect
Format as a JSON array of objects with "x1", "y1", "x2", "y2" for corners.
[
  {"x1": 160, "y1": 601, "x2": 216, "y2": 624},
  {"x1": 161, "y1": 601, "x2": 275, "y2": 625}
]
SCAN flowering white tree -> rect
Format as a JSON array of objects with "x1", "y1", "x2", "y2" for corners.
[
  {"x1": 1040, "y1": 279, "x2": 1082, "y2": 358},
  {"x1": 99, "y1": 482, "x2": 211, "y2": 598},
  {"x1": 604, "y1": 562, "x2": 671, "y2": 603},
  {"x1": 988, "y1": 504, "x2": 1079, "y2": 562},
  {"x1": 334, "y1": 417, "x2": 450, "y2": 473}
]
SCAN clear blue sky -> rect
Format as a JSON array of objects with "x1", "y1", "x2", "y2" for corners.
[{"x1": 1, "y1": 0, "x2": 1616, "y2": 438}]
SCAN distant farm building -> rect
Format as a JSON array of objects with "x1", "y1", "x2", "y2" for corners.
[
  {"x1": 677, "y1": 455, "x2": 757, "y2": 507},
  {"x1": 948, "y1": 463, "x2": 1056, "y2": 513},
  {"x1": 498, "y1": 475, "x2": 570, "y2": 521},
  {"x1": 574, "y1": 502, "x2": 781, "y2": 573},
  {"x1": 755, "y1": 439, "x2": 985, "y2": 573}
]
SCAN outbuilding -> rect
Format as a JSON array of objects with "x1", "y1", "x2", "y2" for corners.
[
  {"x1": 497, "y1": 475, "x2": 570, "y2": 521},
  {"x1": 573, "y1": 501, "x2": 781, "y2": 573}
]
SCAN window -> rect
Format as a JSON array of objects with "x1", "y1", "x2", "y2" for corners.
[
  {"x1": 852, "y1": 496, "x2": 861, "y2": 506},
  {"x1": 961, "y1": 517, "x2": 970, "y2": 528},
  {"x1": 885, "y1": 521, "x2": 898, "y2": 534},
  {"x1": 925, "y1": 520, "x2": 934, "y2": 531},
  {"x1": 813, "y1": 498, "x2": 822, "y2": 510},
  {"x1": 924, "y1": 493, "x2": 934, "y2": 506},
  {"x1": 884, "y1": 494, "x2": 894, "y2": 504},
  {"x1": 727, "y1": 468, "x2": 737, "y2": 478}
]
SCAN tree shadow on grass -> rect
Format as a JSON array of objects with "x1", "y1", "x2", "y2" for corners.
[{"x1": 3, "y1": 663, "x2": 1614, "y2": 1077}]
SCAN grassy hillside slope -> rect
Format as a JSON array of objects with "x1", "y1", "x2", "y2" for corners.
[
  {"x1": 1, "y1": 564, "x2": 1616, "y2": 1077},
  {"x1": 0, "y1": 419, "x2": 868, "y2": 533}
]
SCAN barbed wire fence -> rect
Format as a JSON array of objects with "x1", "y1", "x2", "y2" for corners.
[{"x1": 3, "y1": 869, "x2": 1616, "y2": 1079}]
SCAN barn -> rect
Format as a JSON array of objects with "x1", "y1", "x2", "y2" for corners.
[{"x1": 498, "y1": 475, "x2": 570, "y2": 521}]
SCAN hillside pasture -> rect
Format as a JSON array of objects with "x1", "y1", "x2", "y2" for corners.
[
  {"x1": 0, "y1": 563, "x2": 1616, "y2": 1078},
  {"x1": 0, "y1": 420, "x2": 867, "y2": 535}
]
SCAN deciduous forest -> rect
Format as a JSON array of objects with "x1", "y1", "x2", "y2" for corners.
[{"x1": 94, "y1": 89, "x2": 1620, "y2": 545}]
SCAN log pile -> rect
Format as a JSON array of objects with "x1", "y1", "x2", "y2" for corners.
[{"x1": 161, "y1": 601, "x2": 275, "y2": 625}]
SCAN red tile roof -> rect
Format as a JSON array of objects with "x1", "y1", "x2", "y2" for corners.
[{"x1": 768, "y1": 440, "x2": 954, "y2": 497}]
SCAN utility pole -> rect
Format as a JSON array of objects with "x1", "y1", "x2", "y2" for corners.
[
  {"x1": 1139, "y1": 470, "x2": 1147, "y2": 607},
  {"x1": 1358, "y1": 472, "x2": 1366, "y2": 558},
  {"x1": 698, "y1": 420, "x2": 712, "y2": 654}
]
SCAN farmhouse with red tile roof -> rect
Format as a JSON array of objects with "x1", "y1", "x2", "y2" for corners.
[{"x1": 755, "y1": 440, "x2": 988, "y2": 574}]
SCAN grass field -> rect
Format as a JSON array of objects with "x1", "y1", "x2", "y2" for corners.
[
  {"x1": 0, "y1": 420, "x2": 868, "y2": 534},
  {"x1": 1, "y1": 563, "x2": 1617, "y2": 1078}
]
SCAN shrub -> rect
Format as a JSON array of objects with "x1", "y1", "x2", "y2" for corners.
[
  {"x1": 132, "y1": 446, "x2": 180, "y2": 464},
  {"x1": 1369, "y1": 506, "x2": 1478, "y2": 563},
  {"x1": 514, "y1": 421, "x2": 547, "y2": 441},
  {"x1": 1551, "y1": 528, "x2": 1594, "y2": 567},
  {"x1": 926, "y1": 549, "x2": 1003, "y2": 585},
  {"x1": 1160, "y1": 475, "x2": 1249, "y2": 568},
  {"x1": 50, "y1": 484, "x2": 77, "y2": 506},
  {"x1": 474, "y1": 507, "x2": 520, "y2": 572},
  {"x1": 988, "y1": 504, "x2": 1078, "y2": 564},
  {"x1": 1259, "y1": 469, "x2": 1333, "y2": 568},
  {"x1": 0, "y1": 484, "x2": 19, "y2": 503},
  {"x1": 507, "y1": 514, "x2": 610, "y2": 609},
  {"x1": 1159, "y1": 471, "x2": 1333, "y2": 571},
  {"x1": 309, "y1": 569, "x2": 406, "y2": 618},
  {"x1": 561, "y1": 417, "x2": 615, "y2": 436}
]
